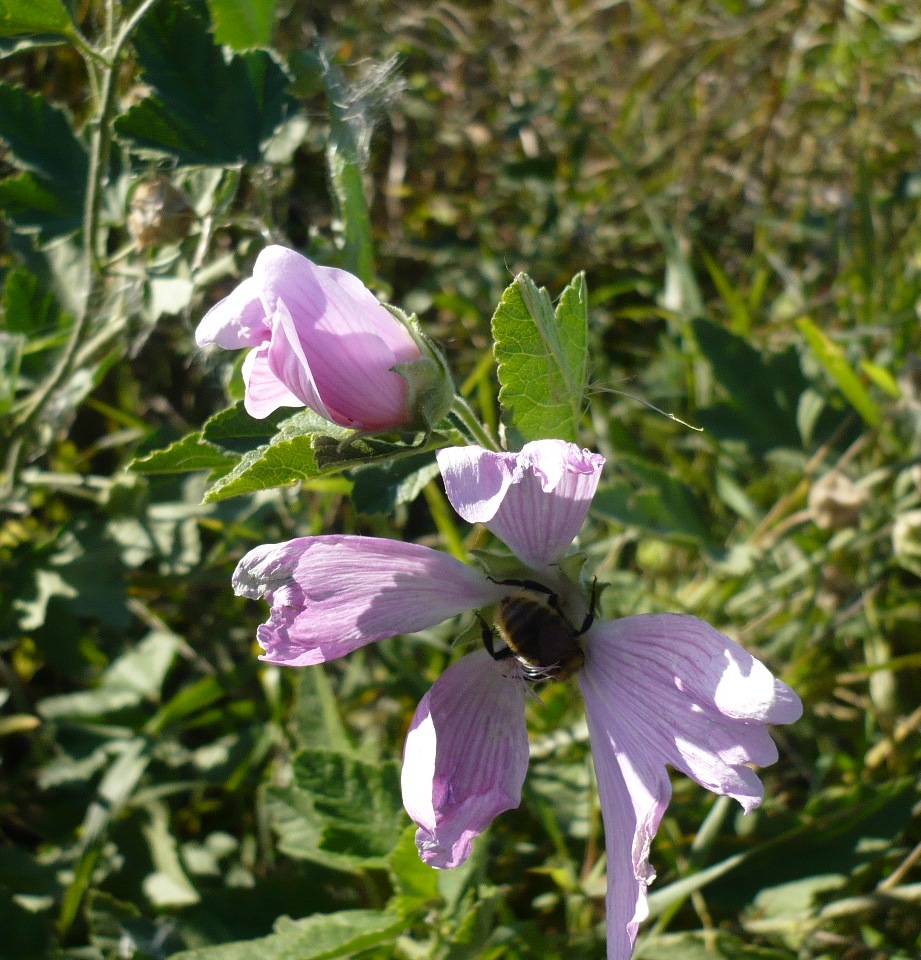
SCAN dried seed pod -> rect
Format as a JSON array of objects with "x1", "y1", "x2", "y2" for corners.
[
  {"x1": 128, "y1": 175, "x2": 196, "y2": 248},
  {"x1": 808, "y1": 471, "x2": 868, "y2": 530}
]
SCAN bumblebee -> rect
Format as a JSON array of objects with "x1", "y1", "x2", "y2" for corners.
[{"x1": 479, "y1": 578, "x2": 596, "y2": 682}]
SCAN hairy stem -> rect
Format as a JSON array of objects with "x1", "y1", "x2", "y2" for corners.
[{"x1": 2, "y1": 0, "x2": 162, "y2": 500}]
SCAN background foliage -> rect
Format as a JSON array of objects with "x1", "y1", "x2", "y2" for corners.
[{"x1": 1, "y1": 1, "x2": 920, "y2": 958}]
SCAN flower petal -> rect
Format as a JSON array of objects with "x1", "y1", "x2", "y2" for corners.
[
  {"x1": 438, "y1": 440, "x2": 605, "y2": 568},
  {"x1": 401, "y1": 650, "x2": 529, "y2": 868},
  {"x1": 265, "y1": 300, "x2": 337, "y2": 421},
  {"x1": 196, "y1": 276, "x2": 270, "y2": 349},
  {"x1": 579, "y1": 614, "x2": 802, "y2": 957},
  {"x1": 233, "y1": 536, "x2": 506, "y2": 666},
  {"x1": 582, "y1": 615, "x2": 801, "y2": 811},
  {"x1": 579, "y1": 671, "x2": 671, "y2": 960},
  {"x1": 242, "y1": 343, "x2": 309, "y2": 419},
  {"x1": 255, "y1": 246, "x2": 418, "y2": 430}
]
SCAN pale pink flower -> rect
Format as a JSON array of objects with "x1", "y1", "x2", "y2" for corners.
[
  {"x1": 233, "y1": 439, "x2": 802, "y2": 959},
  {"x1": 196, "y1": 245, "x2": 449, "y2": 430}
]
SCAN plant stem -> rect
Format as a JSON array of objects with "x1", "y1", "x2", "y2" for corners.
[
  {"x1": 1, "y1": 0, "x2": 162, "y2": 500},
  {"x1": 451, "y1": 394, "x2": 501, "y2": 451}
]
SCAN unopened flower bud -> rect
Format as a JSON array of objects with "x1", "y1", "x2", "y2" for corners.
[
  {"x1": 128, "y1": 175, "x2": 196, "y2": 248},
  {"x1": 808, "y1": 471, "x2": 867, "y2": 530},
  {"x1": 893, "y1": 509, "x2": 921, "y2": 562},
  {"x1": 195, "y1": 245, "x2": 453, "y2": 432}
]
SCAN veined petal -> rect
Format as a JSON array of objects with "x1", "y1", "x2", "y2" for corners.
[
  {"x1": 265, "y1": 300, "x2": 338, "y2": 421},
  {"x1": 196, "y1": 276, "x2": 270, "y2": 349},
  {"x1": 401, "y1": 650, "x2": 529, "y2": 869},
  {"x1": 256, "y1": 248, "x2": 418, "y2": 430},
  {"x1": 233, "y1": 536, "x2": 506, "y2": 666},
  {"x1": 254, "y1": 246, "x2": 418, "y2": 354},
  {"x1": 579, "y1": 670, "x2": 671, "y2": 960},
  {"x1": 579, "y1": 614, "x2": 802, "y2": 957},
  {"x1": 582, "y1": 615, "x2": 801, "y2": 812},
  {"x1": 438, "y1": 440, "x2": 605, "y2": 568},
  {"x1": 242, "y1": 343, "x2": 308, "y2": 419}
]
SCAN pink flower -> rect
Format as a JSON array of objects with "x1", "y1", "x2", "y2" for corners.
[
  {"x1": 196, "y1": 245, "x2": 451, "y2": 431},
  {"x1": 233, "y1": 439, "x2": 802, "y2": 959}
]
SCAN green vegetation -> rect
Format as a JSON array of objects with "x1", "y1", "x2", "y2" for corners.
[{"x1": 1, "y1": 1, "x2": 920, "y2": 958}]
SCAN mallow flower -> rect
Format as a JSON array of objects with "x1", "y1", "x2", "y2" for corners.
[
  {"x1": 232, "y1": 439, "x2": 802, "y2": 960},
  {"x1": 195, "y1": 245, "x2": 452, "y2": 431}
]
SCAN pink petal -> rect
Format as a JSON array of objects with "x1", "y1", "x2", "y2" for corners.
[
  {"x1": 578, "y1": 614, "x2": 802, "y2": 957},
  {"x1": 255, "y1": 247, "x2": 419, "y2": 430},
  {"x1": 582, "y1": 615, "x2": 801, "y2": 811},
  {"x1": 196, "y1": 277, "x2": 270, "y2": 349},
  {"x1": 233, "y1": 536, "x2": 506, "y2": 666},
  {"x1": 579, "y1": 675, "x2": 671, "y2": 960},
  {"x1": 264, "y1": 300, "x2": 338, "y2": 421},
  {"x1": 254, "y1": 246, "x2": 418, "y2": 355},
  {"x1": 242, "y1": 343, "x2": 310, "y2": 419},
  {"x1": 438, "y1": 440, "x2": 605, "y2": 568},
  {"x1": 401, "y1": 650, "x2": 529, "y2": 868}
]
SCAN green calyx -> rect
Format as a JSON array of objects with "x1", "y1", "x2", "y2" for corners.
[{"x1": 385, "y1": 304, "x2": 455, "y2": 433}]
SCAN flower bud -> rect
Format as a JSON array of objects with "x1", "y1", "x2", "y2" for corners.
[
  {"x1": 128, "y1": 175, "x2": 196, "y2": 248},
  {"x1": 195, "y1": 246, "x2": 453, "y2": 431},
  {"x1": 893, "y1": 509, "x2": 921, "y2": 563},
  {"x1": 808, "y1": 471, "x2": 867, "y2": 530}
]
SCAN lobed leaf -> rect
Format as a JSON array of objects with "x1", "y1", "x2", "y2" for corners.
[
  {"x1": 0, "y1": 85, "x2": 86, "y2": 237},
  {"x1": 0, "y1": 83, "x2": 86, "y2": 185},
  {"x1": 267, "y1": 749, "x2": 405, "y2": 870},
  {"x1": 167, "y1": 908, "x2": 405, "y2": 960},
  {"x1": 491, "y1": 272, "x2": 588, "y2": 447},
  {"x1": 203, "y1": 411, "x2": 458, "y2": 502},
  {"x1": 207, "y1": 0, "x2": 275, "y2": 50},
  {"x1": 592, "y1": 456, "x2": 716, "y2": 549},
  {"x1": 0, "y1": 0, "x2": 73, "y2": 38},
  {"x1": 128, "y1": 432, "x2": 240, "y2": 474},
  {"x1": 114, "y1": 0, "x2": 294, "y2": 166}
]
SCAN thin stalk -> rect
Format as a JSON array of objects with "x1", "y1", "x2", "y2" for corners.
[
  {"x1": 450, "y1": 394, "x2": 501, "y2": 451},
  {"x1": 423, "y1": 481, "x2": 467, "y2": 562},
  {"x1": 2, "y1": 0, "x2": 162, "y2": 499}
]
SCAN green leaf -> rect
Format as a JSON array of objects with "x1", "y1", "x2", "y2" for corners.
[
  {"x1": 0, "y1": 0, "x2": 73, "y2": 38},
  {"x1": 388, "y1": 826, "x2": 439, "y2": 907},
  {"x1": 207, "y1": 0, "x2": 275, "y2": 50},
  {"x1": 592, "y1": 456, "x2": 715, "y2": 548},
  {"x1": 38, "y1": 631, "x2": 180, "y2": 719},
  {"x1": 350, "y1": 451, "x2": 441, "y2": 514},
  {"x1": 0, "y1": 331, "x2": 22, "y2": 414},
  {"x1": 0, "y1": 85, "x2": 86, "y2": 237},
  {"x1": 635, "y1": 931, "x2": 793, "y2": 960},
  {"x1": 114, "y1": 0, "x2": 294, "y2": 166},
  {"x1": 203, "y1": 409, "x2": 457, "y2": 502},
  {"x1": 142, "y1": 801, "x2": 200, "y2": 907},
  {"x1": 129, "y1": 432, "x2": 239, "y2": 474},
  {"x1": 0, "y1": 83, "x2": 86, "y2": 185},
  {"x1": 0, "y1": 171, "x2": 82, "y2": 237},
  {"x1": 167, "y1": 908, "x2": 404, "y2": 960},
  {"x1": 1, "y1": 266, "x2": 62, "y2": 335},
  {"x1": 491, "y1": 272, "x2": 588, "y2": 446},
  {"x1": 201, "y1": 400, "x2": 292, "y2": 453},
  {"x1": 692, "y1": 318, "x2": 804, "y2": 452},
  {"x1": 798, "y1": 317, "x2": 882, "y2": 427},
  {"x1": 267, "y1": 749, "x2": 405, "y2": 870}
]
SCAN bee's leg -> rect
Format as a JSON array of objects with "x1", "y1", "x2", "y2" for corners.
[
  {"x1": 575, "y1": 577, "x2": 599, "y2": 636},
  {"x1": 488, "y1": 577, "x2": 559, "y2": 606},
  {"x1": 477, "y1": 613, "x2": 515, "y2": 661}
]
